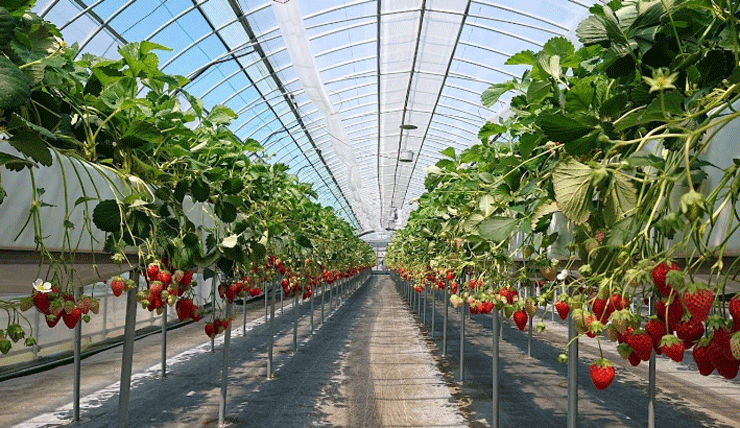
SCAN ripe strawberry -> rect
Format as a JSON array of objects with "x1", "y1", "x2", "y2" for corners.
[
  {"x1": 446, "y1": 271, "x2": 454, "y2": 281},
  {"x1": 525, "y1": 298, "x2": 538, "y2": 318},
  {"x1": 146, "y1": 263, "x2": 160, "y2": 281},
  {"x1": 711, "y1": 326, "x2": 735, "y2": 361},
  {"x1": 45, "y1": 314, "x2": 61, "y2": 328},
  {"x1": 592, "y1": 297, "x2": 611, "y2": 322},
  {"x1": 450, "y1": 282, "x2": 458, "y2": 294},
  {"x1": 675, "y1": 317, "x2": 704, "y2": 349},
  {"x1": 149, "y1": 281, "x2": 164, "y2": 298},
  {"x1": 644, "y1": 316, "x2": 667, "y2": 351},
  {"x1": 484, "y1": 301, "x2": 494, "y2": 314},
  {"x1": 110, "y1": 277, "x2": 125, "y2": 297},
  {"x1": 63, "y1": 307, "x2": 81, "y2": 329},
  {"x1": 158, "y1": 270, "x2": 173, "y2": 287},
  {"x1": 651, "y1": 262, "x2": 680, "y2": 297},
  {"x1": 729, "y1": 294, "x2": 740, "y2": 321},
  {"x1": 555, "y1": 300, "x2": 570, "y2": 320},
  {"x1": 585, "y1": 315, "x2": 601, "y2": 338},
  {"x1": 656, "y1": 297, "x2": 684, "y2": 331},
  {"x1": 692, "y1": 339, "x2": 714, "y2": 376},
  {"x1": 89, "y1": 297, "x2": 100, "y2": 314},
  {"x1": 33, "y1": 292, "x2": 51, "y2": 314},
  {"x1": 681, "y1": 283, "x2": 713, "y2": 322},
  {"x1": 204, "y1": 322, "x2": 216, "y2": 339},
  {"x1": 714, "y1": 355, "x2": 740, "y2": 379},
  {"x1": 730, "y1": 332, "x2": 740, "y2": 360},
  {"x1": 513, "y1": 310, "x2": 528, "y2": 331},
  {"x1": 589, "y1": 358, "x2": 615, "y2": 390},
  {"x1": 626, "y1": 329, "x2": 654, "y2": 361},
  {"x1": 628, "y1": 351, "x2": 641, "y2": 366},
  {"x1": 659, "y1": 334, "x2": 685, "y2": 362},
  {"x1": 77, "y1": 296, "x2": 91, "y2": 314}
]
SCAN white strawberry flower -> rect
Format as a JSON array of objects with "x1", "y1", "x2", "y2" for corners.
[
  {"x1": 33, "y1": 278, "x2": 52, "y2": 293},
  {"x1": 556, "y1": 269, "x2": 569, "y2": 281}
]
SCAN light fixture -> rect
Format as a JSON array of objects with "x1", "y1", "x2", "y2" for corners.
[
  {"x1": 399, "y1": 150, "x2": 414, "y2": 163},
  {"x1": 400, "y1": 124, "x2": 418, "y2": 130}
]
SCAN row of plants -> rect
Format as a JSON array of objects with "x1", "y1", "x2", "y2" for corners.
[
  {"x1": 386, "y1": 0, "x2": 740, "y2": 390},
  {"x1": 0, "y1": 1, "x2": 375, "y2": 355}
]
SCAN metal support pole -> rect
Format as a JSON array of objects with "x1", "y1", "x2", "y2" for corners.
[
  {"x1": 211, "y1": 276, "x2": 217, "y2": 353},
  {"x1": 118, "y1": 272, "x2": 139, "y2": 428},
  {"x1": 648, "y1": 302, "x2": 656, "y2": 428},
  {"x1": 161, "y1": 304, "x2": 167, "y2": 378},
  {"x1": 460, "y1": 301, "x2": 466, "y2": 383},
  {"x1": 293, "y1": 293, "x2": 298, "y2": 353},
  {"x1": 268, "y1": 278, "x2": 276, "y2": 378},
  {"x1": 73, "y1": 285, "x2": 81, "y2": 422},
  {"x1": 321, "y1": 282, "x2": 325, "y2": 324},
  {"x1": 492, "y1": 309, "x2": 500, "y2": 428},
  {"x1": 310, "y1": 287, "x2": 314, "y2": 334},
  {"x1": 431, "y1": 287, "x2": 436, "y2": 338},
  {"x1": 567, "y1": 313, "x2": 579, "y2": 428},
  {"x1": 423, "y1": 286, "x2": 427, "y2": 326},
  {"x1": 243, "y1": 294, "x2": 248, "y2": 337},
  {"x1": 218, "y1": 303, "x2": 232, "y2": 427},
  {"x1": 528, "y1": 283, "x2": 534, "y2": 358},
  {"x1": 329, "y1": 280, "x2": 334, "y2": 313},
  {"x1": 280, "y1": 284, "x2": 284, "y2": 315},
  {"x1": 443, "y1": 286, "x2": 449, "y2": 356},
  {"x1": 264, "y1": 283, "x2": 268, "y2": 322}
]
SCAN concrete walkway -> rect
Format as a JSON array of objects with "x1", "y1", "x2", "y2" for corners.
[{"x1": 2, "y1": 275, "x2": 467, "y2": 428}]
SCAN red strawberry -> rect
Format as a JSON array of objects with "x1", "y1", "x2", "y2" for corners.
[
  {"x1": 692, "y1": 339, "x2": 714, "y2": 375},
  {"x1": 484, "y1": 301, "x2": 494, "y2": 314},
  {"x1": 681, "y1": 284, "x2": 713, "y2": 322},
  {"x1": 63, "y1": 307, "x2": 81, "y2": 329},
  {"x1": 644, "y1": 316, "x2": 667, "y2": 351},
  {"x1": 656, "y1": 297, "x2": 684, "y2": 331},
  {"x1": 626, "y1": 329, "x2": 654, "y2": 361},
  {"x1": 180, "y1": 270, "x2": 193, "y2": 286},
  {"x1": 77, "y1": 296, "x2": 91, "y2": 314},
  {"x1": 729, "y1": 294, "x2": 740, "y2": 321},
  {"x1": 589, "y1": 358, "x2": 615, "y2": 390},
  {"x1": 33, "y1": 293, "x2": 51, "y2": 314},
  {"x1": 659, "y1": 334, "x2": 685, "y2": 362},
  {"x1": 513, "y1": 310, "x2": 528, "y2": 331},
  {"x1": 555, "y1": 300, "x2": 570, "y2": 320},
  {"x1": 711, "y1": 327, "x2": 735, "y2": 361},
  {"x1": 149, "y1": 281, "x2": 164, "y2": 298},
  {"x1": 110, "y1": 277, "x2": 125, "y2": 297},
  {"x1": 45, "y1": 314, "x2": 61, "y2": 328},
  {"x1": 592, "y1": 297, "x2": 610, "y2": 322},
  {"x1": 204, "y1": 322, "x2": 216, "y2": 339},
  {"x1": 146, "y1": 263, "x2": 160, "y2": 281},
  {"x1": 628, "y1": 351, "x2": 641, "y2": 366},
  {"x1": 675, "y1": 317, "x2": 704, "y2": 349},
  {"x1": 714, "y1": 355, "x2": 740, "y2": 379},
  {"x1": 175, "y1": 298, "x2": 194, "y2": 321},
  {"x1": 158, "y1": 270, "x2": 173, "y2": 287},
  {"x1": 450, "y1": 282, "x2": 458, "y2": 294},
  {"x1": 446, "y1": 271, "x2": 454, "y2": 281},
  {"x1": 651, "y1": 262, "x2": 680, "y2": 297}
]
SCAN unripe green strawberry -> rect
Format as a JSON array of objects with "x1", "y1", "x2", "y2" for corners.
[
  {"x1": 730, "y1": 332, "x2": 740, "y2": 360},
  {"x1": 63, "y1": 300, "x2": 76, "y2": 315},
  {"x1": 609, "y1": 309, "x2": 632, "y2": 334},
  {"x1": 89, "y1": 297, "x2": 100, "y2": 314},
  {"x1": 572, "y1": 308, "x2": 588, "y2": 334},
  {"x1": 48, "y1": 299, "x2": 63, "y2": 316},
  {"x1": 7, "y1": 323, "x2": 24, "y2": 342},
  {"x1": 77, "y1": 296, "x2": 91, "y2": 314},
  {"x1": 665, "y1": 270, "x2": 685, "y2": 292},
  {"x1": 584, "y1": 238, "x2": 599, "y2": 256},
  {"x1": 125, "y1": 279, "x2": 136, "y2": 291},
  {"x1": 578, "y1": 264, "x2": 593, "y2": 278},
  {"x1": 525, "y1": 298, "x2": 538, "y2": 318},
  {"x1": 617, "y1": 343, "x2": 633, "y2": 360},
  {"x1": 605, "y1": 324, "x2": 620, "y2": 342},
  {"x1": 680, "y1": 190, "x2": 705, "y2": 222},
  {"x1": 19, "y1": 296, "x2": 34, "y2": 312},
  {"x1": 0, "y1": 338, "x2": 11, "y2": 354}
]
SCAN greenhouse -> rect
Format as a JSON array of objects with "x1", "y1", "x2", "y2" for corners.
[{"x1": 1, "y1": 0, "x2": 739, "y2": 427}]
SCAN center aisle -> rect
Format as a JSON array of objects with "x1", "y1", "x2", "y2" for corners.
[{"x1": 232, "y1": 274, "x2": 467, "y2": 428}]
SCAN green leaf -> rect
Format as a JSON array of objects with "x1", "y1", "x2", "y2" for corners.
[
  {"x1": 242, "y1": 138, "x2": 263, "y2": 152},
  {"x1": 478, "y1": 122, "x2": 506, "y2": 142},
  {"x1": 604, "y1": 173, "x2": 637, "y2": 225},
  {"x1": 92, "y1": 200, "x2": 122, "y2": 233},
  {"x1": 121, "y1": 121, "x2": 162, "y2": 148},
  {"x1": 214, "y1": 199, "x2": 237, "y2": 223},
  {"x1": 0, "y1": 57, "x2": 31, "y2": 109},
  {"x1": 479, "y1": 172, "x2": 494, "y2": 184},
  {"x1": 73, "y1": 196, "x2": 96, "y2": 207},
  {"x1": 440, "y1": 147, "x2": 456, "y2": 160},
  {"x1": 100, "y1": 77, "x2": 136, "y2": 110},
  {"x1": 552, "y1": 158, "x2": 593, "y2": 225},
  {"x1": 478, "y1": 216, "x2": 519, "y2": 242},
  {"x1": 543, "y1": 37, "x2": 575, "y2": 58},
  {"x1": 8, "y1": 130, "x2": 52, "y2": 167},
  {"x1": 296, "y1": 234, "x2": 313, "y2": 248},
  {"x1": 222, "y1": 177, "x2": 244, "y2": 195},
  {"x1": 537, "y1": 114, "x2": 596, "y2": 143},
  {"x1": 174, "y1": 180, "x2": 188, "y2": 204},
  {"x1": 565, "y1": 78, "x2": 596, "y2": 112},
  {"x1": 221, "y1": 234, "x2": 238, "y2": 249},
  {"x1": 207, "y1": 105, "x2": 237, "y2": 125},
  {"x1": 526, "y1": 80, "x2": 551, "y2": 104},
  {"x1": 479, "y1": 194, "x2": 496, "y2": 217},
  {"x1": 517, "y1": 133, "x2": 541, "y2": 158},
  {"x1": 0, "y1": 152, "x2": 33, "y2": 170},
  {"x1": 532, "y1": 201, "x2": 560, "y2": 226},
  {"x1": 599, "y1": 93, "x2": 628, "y2": 119},
  {"x1": 482, "y1": 81, "x2": 516, "y2": 107},
  {"x1": 506, "y1": 50, "x2": 537, "y2": 66},
  {"x1": 190, "y1": 178, "x2": 210, "y2": 202}
]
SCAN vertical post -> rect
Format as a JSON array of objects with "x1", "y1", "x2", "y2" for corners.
[
  {"x1": 648, "y1": 302, "x2": 656, "y2": 428},
  {"x1": 443, "y1": 286, "x2": 449, "y2": 356},
  {"x1": 310, "y1": 287, "x2": 314, "y2": 334},
  {"x1": 293, "y1": 293, "x2": 298, "y2": 353},
  {"x1": 161, "y1": 304, "x2": 167, "y2": 378},
  {"x1": 280, "y1": 284, "x2": 284, "y2": 315},
  {"x1": 32, "y1": 310, "x2": 40, "y2": 358},
  {"x1": 329, "y1": 280, "x2": 334, "y2": 313},
  {"x1": 73, "y1": 285, "x2": 82, "y2": 422},
  {"x1": 567, "y1": 313, "x2": 578, "y2": 428},
  {"x1": 211, "y1": 276, "x2": 217, "y2": 353},
  {"x1": 268, "y1": 278, "x2": 276, "y2": 378},
  {"x1": 118, "y1": 271, "x2": 139, "y2": 428},
  {"x1": 460, "y1": 301, "x2": 466, "y2": 383},
  {"x1": 321, "y1": 282, "x2": 325, "y2": 324},
  {"x1": 431, "y1": 287, "x2": 436, "y2": 338},
  {"x1": 218, "y1": 303, "x2": 232, "y2": 427},
  {"x1": 264, "y1": 282, "x2": 268, "y2": 322},
  {"x1": 423, "y1": 286, "x2": 427, "y2": 327},
  {"x1": 242, "y1": 293, "x2": 247, "y2": 337},
  {"x1": 492, "y1": 309, "x2": 500, "y2": 428},
  {"x1": 102, "y1": 284, "x2": 109, "y2": 337},
  {"x1": 528, "y1": 283, "x2": 534, "y2": 358}
]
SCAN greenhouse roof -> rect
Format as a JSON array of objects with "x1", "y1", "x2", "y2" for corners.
[{"x1": 35, "y1": 0, "x2": 598, "y2": 242}]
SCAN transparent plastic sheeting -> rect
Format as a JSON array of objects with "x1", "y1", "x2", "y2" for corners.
[
  {"x1": 0, "y1": 147, "x2": 216, "y2": 253},
  {"x1": 34, "y1": 0, "x2": 598, "y2": 235}
]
